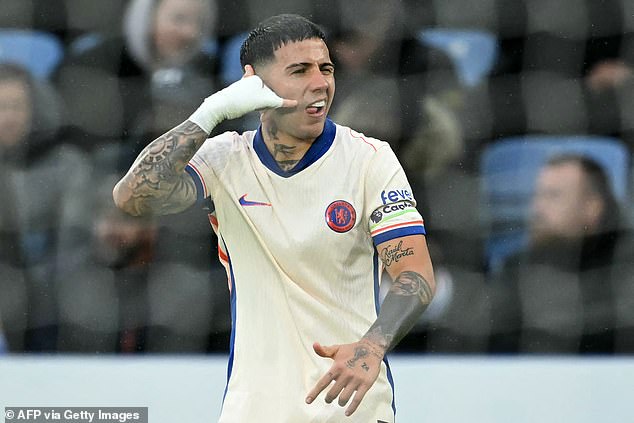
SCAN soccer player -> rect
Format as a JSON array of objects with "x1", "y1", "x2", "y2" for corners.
[{"x1": 113, "y1": 14, "x2": 435, "y2": 422}]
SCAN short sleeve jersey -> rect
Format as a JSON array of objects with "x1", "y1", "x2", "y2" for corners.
[{"x1": 186, "y1": 119, "x2": 425, "y2": 423}]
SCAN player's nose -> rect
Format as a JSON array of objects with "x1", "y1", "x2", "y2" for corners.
[{"x1": 308, "y1": 68, "x2": 330, "y2": 91}]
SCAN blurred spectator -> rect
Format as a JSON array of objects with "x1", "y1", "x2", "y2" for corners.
[
  {"x1": 55, "y1": 0, "x2": 220, "y2": 169},
  {"x1": 488, "y1": 154, "x2": 633, "y2": 353},
  {"x1": 582, "y1": 0, "x2": 634, "y2": 135},
  {"x1": 320, "y1": 0, "x2": 463, "y2": 177},
  {"x1": 487, "y1": 0, "x2": 634, "y2": 147},
  {"x1": 55, "y1": 174, "x2": 231, "y2": 353},
  {"x1": 54, "y1": 0, "x2": 225, "y2": 337},
  {"x1": 0, "y1": 62, "x2": 91, "y2": 351},
  {"x1": 55, "y1": 174, "x2": 155, "y2": 352}
]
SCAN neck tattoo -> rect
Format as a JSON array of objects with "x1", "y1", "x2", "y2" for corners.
[
  {"x1": 265, "y1": 123, "x2": 300, "y2": 172},
  {"x1": 273, "y1": 143, "x2": 299, "y2": 171}
]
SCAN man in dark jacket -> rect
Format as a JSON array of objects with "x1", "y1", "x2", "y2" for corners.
[{"x1": 489, "y1": 154, "x2": 632, "y2": 353}]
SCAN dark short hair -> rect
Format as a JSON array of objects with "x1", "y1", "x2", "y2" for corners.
[{"x1": 240, "y1": 14, "x2": 327, "y2": 69}]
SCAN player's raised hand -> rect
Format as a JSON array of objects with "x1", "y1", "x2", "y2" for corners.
[
  {"x1": 305, "y1": 341, "x2": 384, "y2": 417},
  {"x1": 189, "y1": 64, "x2": 297, "y2": 133},
  {"x1": 241, "y1": 65, "x2": 297, "y2": 109}
]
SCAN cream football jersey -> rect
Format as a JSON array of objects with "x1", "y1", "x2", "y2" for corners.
[{"x1": 185, "y1": 119, "x2": 425, "y2": 423}]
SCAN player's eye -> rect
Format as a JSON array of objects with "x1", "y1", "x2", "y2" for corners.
[{"x1": 321, "y1": 67, "x2": 334, "y2": 75}]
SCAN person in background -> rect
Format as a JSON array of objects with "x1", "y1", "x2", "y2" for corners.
[
  {"x1": 320, "y1": 0, "x2": 464, "y2": 178},
  {"x1": 55, "y1": 173, "x2": 225, "y2": 353},
  {"x1": 488, "y1": 154, "x2": 632, "y2": 353},
  {"x1": 0, "y1": 62, "x2": 91, "y2": 351},
  {"x1": 56, "y1": 0, "x2": 220, "y2": 168},
  {"x1": 55, "y1": 0, "x2": 224, "y2": 330},
  {"x1": 53, "y1": 173, "x2": 153, "y2": 353},
  {"x1": 487, "y1": 0, "x2": 634, "y2": 148}
]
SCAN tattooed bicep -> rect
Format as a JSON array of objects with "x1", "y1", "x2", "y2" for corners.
[
  {"x1": 115, "y1": 120, "x2": 209, "y2": 216},
  {"x1": 156, "y1": 172, "x2": 199, "y2": 214}
]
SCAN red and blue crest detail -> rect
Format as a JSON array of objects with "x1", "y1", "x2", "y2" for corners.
[{"x1": 325, "y1": 200, "x2": 356, "y2": 233}]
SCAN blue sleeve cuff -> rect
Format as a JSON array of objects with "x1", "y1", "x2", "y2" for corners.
[
  {"x1": 185, "y1": 164, "x2": 205, "y2": 202},
  {"x1": 372, "y1": 226, "x2": 426, "y2": 246}
]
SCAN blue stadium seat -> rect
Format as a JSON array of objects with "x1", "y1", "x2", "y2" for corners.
[
  {"x1": 418, "y1": 28, "x2": 498, "y2": 87},
  {"x1": 220, "y1": 32, "x2": 248, "y2": 86},
  {"x1": 201, "y1": 37, "x2": 219, "y2": 58},
  {"x1": 0, "y1": 30, "x2": 64, "y2": 79},
  {"x1": 480, "y1": 135, "x2": 630, "y2": 271}
]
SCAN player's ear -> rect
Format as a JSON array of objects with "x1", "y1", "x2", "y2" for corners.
[{"x1": 243, "y1": 64, "x2": 256, "y2": 78}]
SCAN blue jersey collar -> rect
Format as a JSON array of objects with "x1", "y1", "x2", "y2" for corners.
[{"x1": 253, "y1": 118, "x2": 336, "y2": 177}]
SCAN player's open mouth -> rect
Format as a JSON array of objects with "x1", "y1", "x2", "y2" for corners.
[{"x1": 306, "y1": 100, "x2": 327, "y2": 116}]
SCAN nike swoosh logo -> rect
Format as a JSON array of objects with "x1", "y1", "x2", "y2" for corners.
[{"x1": 238, "y1": 194, "x2": 272, "y2": 207}]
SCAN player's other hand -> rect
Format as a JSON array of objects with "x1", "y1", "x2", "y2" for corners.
[{"x1": 305, "y1": 340, "x2": 384, "y2": 417}]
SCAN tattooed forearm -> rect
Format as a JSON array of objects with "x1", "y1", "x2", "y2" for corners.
[
  {"x1": 391, "y1": 271, "x2": 434, "y2": 304},
  {"x1": 362, "y1": 270, "x2": 433, "y2": 354},
  {"x1": 113, "y1": 120, "x2": 208, "y2": 216}
]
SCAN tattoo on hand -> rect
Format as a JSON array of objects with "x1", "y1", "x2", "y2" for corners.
[
  {"x1": 346, "y1": 344, "x2": 380, "y2": 372},
  {"x1": 346, "y1": 345, "x2": 369, "y2": 369},
  {"x1": 380, "y1": 240, "x2": 414, "y2": 266}
]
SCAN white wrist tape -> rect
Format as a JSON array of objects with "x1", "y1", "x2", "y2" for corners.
[{"x1": 189, "y1": 76, "x2": 285, "y2": 133}]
